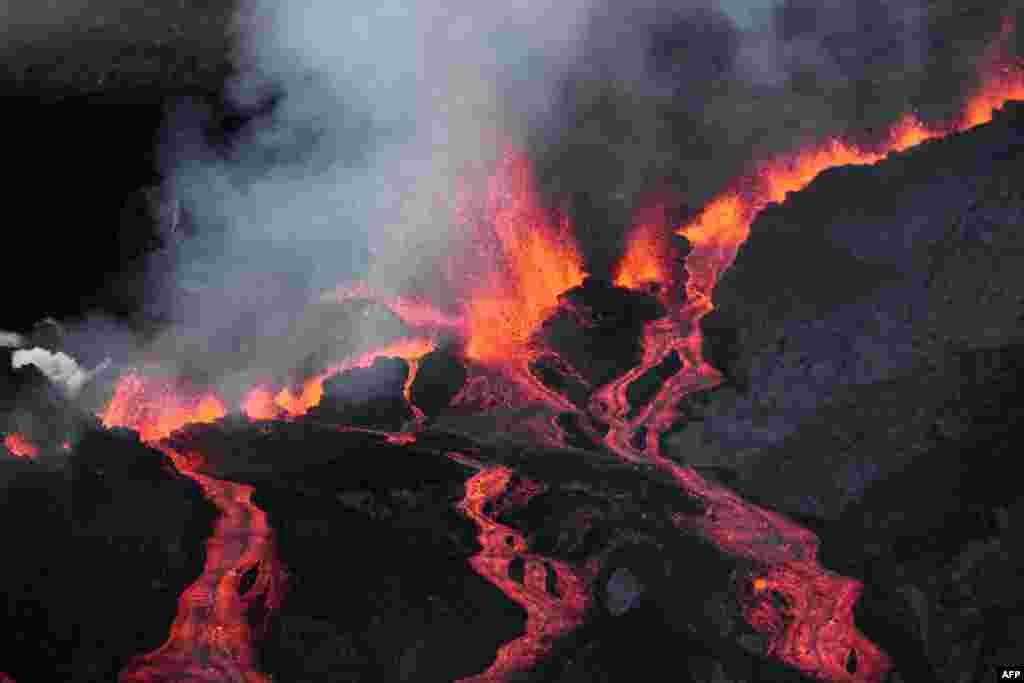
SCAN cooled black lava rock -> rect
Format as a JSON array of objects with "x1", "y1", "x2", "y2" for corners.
[
  {"x1": 673, "y1": 100, "x2": 1024, "y2": 682},
  {"x1": 311, "y1": 356, "x2": 414, "y2": 431},
  {"x1": 408, "y1": 346, "x2": 467, "y2": 419},
  {"x1": 227, "y1": 430, "x2": 527, "y2": 683},
  {"x1": 529, "y1": 353, "x2": 591, "y2": 408},
  {"x1": 625, "y1": 349, "x2": 684, "y2": 420},
  {"x1": 1, "y1": 425, "x2": 216, "y2": 682},
  {"x1": 0, "y1": 351, "x2": 91, "y2": 452},
  {"x1": 534, "y1": 277, "x2": 666, "y2": 399}
]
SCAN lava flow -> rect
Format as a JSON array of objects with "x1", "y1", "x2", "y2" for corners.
[
  {"x1": 101, "y1": 377, "x2": 286, "y2": 683},
  {"x1": 3, "y1": 433, "x2": 38, "y2": 459},
  {"x1": 449, "y1": 455, "x2": 599, "y2": 683},
  {"x1": 119, "y1": 451, "x2": 285, "y2": 683},
  {"x1": 241, "y1": 335, "x2": 436, "y2": 421},
  {"x1": 66, "y1": 18, "x2": 1020, "y2": 683},
  {"x1": 594, "y1": 19, "x2": 1023, "y2": 683},
  {"x1": 100, "y1": 372, "x2": 227, "y2": 443}
]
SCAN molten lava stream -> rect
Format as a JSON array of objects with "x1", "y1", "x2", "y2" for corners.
[
  {"x1": 120, "y1": 452, "x2": 285, "y2": 683},
  {"x1": 101, "y1": 374, "x2": 285, "y2": 683},
  {"x1": 3, "y1": 432, "x2": 39, "y2": 459},
  {"x1": 596, "y1": 25, "x2": 1023, "y2": 682},
  {"x1": 453, "y1": 464, "x2": 598, "y2": 683}
]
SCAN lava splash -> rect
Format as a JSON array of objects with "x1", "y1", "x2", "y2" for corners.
[{"x1": 454, "y1": 149, "x2": 586, "y2": 366}]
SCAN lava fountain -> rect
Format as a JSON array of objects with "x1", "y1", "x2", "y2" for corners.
[
  {"x1": 454, "y1": 149, "x2": 586, "y2": 367},
  {"x1": 76, "y1": 18, "x2": 1022, "y2": 682}
]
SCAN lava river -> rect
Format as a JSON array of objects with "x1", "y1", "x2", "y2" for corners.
[
  {"x1": 100, "y1": 375, "x2": 286, "y2": 683},
  {"x1": 119, "y1": 453, "x2": 285, "y2": 683},
  {"x1": 80, "y1": 17, "x2": 1022, "y2": 683},
  {"x1": 449, "y1": 454, "x2": 600, "y2": 683},
  {"x1": 589, "y1": 19, "x2": 1024, "y2": 683}
]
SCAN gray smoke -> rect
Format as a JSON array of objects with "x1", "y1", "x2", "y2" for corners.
[
  {"x1": 143, "y1": 0, "x2": 600, "y2": 390},
  {"x1": 11, "y1": 347, "x2": 110, "y2": 398},
  {"x1": 161, "y1": 0, "x2": 597, "y2": 291},
  {"x1": 0, "y1": 332, "x2": 23, "y2": 348},
  {"x1": 140, "y1": 0, "x2": 1020, "y2": 388},
  {"x1": 529, "y1": 0, "x2": 1021, "y2": 277}
]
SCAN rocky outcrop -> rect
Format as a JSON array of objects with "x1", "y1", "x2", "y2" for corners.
[
  {"x1": 408, "y1": 346, "x2": 468, "y2": 419},
  {"x1": 674, "y1": 102, "x2": 1024, "y2": 681},
  {"x1": 310, "y1": 356, "x2": 415, "y2": 431},
  {"x1": 0, "y1": 426, "x2": 216, "y2": 681}
]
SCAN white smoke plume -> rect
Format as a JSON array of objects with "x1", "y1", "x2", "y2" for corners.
[
  {"x1": 160, "y1": 0, "x2": 598, "y2": 296},
  {"x1": 11, "y1": 348, "x2": 111, "y2": 398},
  {"x1": 0, "y1": 331, "x2": 24, "y2": 348},
  {"x1": 142, "y1": 0, "x2": 600, "y2": 384}
]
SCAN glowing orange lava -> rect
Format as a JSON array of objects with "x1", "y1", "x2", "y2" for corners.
[
  {"x1": 453, "y1": 463, "x2": 598, "y2": 682},
  {"x1": 963, "y1": 16, "x2": 1024, "y2": 128},
  {"x1": 680, "y1": 20, "x2": 1023, "y2": 309},
  {"x1": 456, "y1": 149, "x2": 586, "y2": 365},
  {"x1": 100, "y1": 372, "x2": 227, "y2": 443},
  {"x1": 596, "y1": 20, "x2": 1023, "y2": 683},
  {"x1": 614, "y1": 202, "x2": 674, "y2": 291},
  {"x1": 97, "y1": 375, "x2": 285, "y2": 683},
  {"x1": 239, "y1": 386, "x2": 281, "y2": 422},
  {"x1": 242, "y1": 336, "x2": 436, "y2": 420},
  {"x1": 3, "y1": 433, "x2": 38, "y2": 459},
  {"x1": 119, "y1": 451, "x2": 285, "y2": 683}
]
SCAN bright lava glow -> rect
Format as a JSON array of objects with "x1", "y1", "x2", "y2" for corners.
[
  {"x1": 599, "y1": 20, "x2": 1023, "y2": 683},
  {"x1": 453, "y1": 462, "x2": 598, "y2": 683},
  {"x1": 90, "y1": 19, "x2": 1022, "y2": 683},
  {"x1": 100, "y1": 372, "x2": 227, "y2": 443},
  {"x1": 3, "y1": 433, "x2": 38, "y2": 459},
  {"x1": 455, "y1": 149, "x2": 586, "y2": 365},
  {"x1": 99, "y1": 377, "x2": 285, "y2": 683},
  {"x1": 241, "y1": 336, "x2": 436, "y2": 420}
]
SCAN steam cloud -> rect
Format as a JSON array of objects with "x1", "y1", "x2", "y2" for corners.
[
  {"x1": 11, "y1": 348, "x2": 111, "y2": 398},
  {"x1": 149, "y1": 0, "x2": 597, "y2": 386},
  {"x1": 144, "y1": 0, "x2": 1020, "y2": 385},
  {"x1": 0, "y1": 332, "x2": 23, "y2": 348},
  {"x1": 530, "y1": 0, "x2": 1021, "y2": 275},
  {"x1": 161, "y1": 0, "x2": 596, "y2": 294}
]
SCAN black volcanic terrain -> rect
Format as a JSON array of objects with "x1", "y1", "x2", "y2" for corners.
[{"x1": 2, "y1": 3, "x2": 1024, "y2": 682}]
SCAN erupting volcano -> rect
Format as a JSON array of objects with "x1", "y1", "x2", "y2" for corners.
[
  {"x1": 90, "y1": 44, "x2": 1023, "y2": 677},
  {"x1": 5, "y1": 6, "x2": 1024, "y2": 682}
]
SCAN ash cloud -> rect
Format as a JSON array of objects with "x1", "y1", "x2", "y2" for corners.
[
  {"x1": 149, "y1": 0, "x2": 597, "y2": 390},
  {"x1": 122, "y1": 0, "x2": 1020, "y2": 394},
  {"x1": 530, "y1": 0, "x2": 1021, "y2": 277},
  {"x1": 11, "y1": 348, "x2": 110, "y2": 399},
  {"x1": 0, "y1": 332, "x2": 23, "y2": 348}
]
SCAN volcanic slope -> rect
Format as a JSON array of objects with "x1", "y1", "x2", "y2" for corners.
[{"x1": 679, "y1": 101, "x2": 1024, "y2": 682}]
